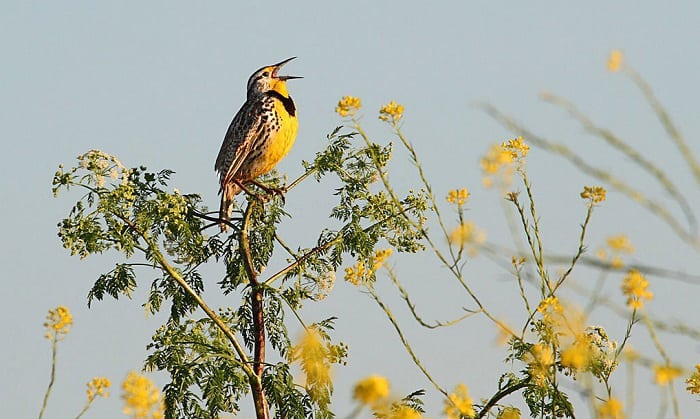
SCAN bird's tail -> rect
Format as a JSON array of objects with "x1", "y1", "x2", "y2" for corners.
[{"x1": 219, "y1": 183, "x2": 241, "y2": 232}]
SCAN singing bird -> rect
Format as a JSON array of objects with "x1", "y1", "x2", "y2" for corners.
[{"x1": 215, "y1": 57, "x2": 301, "y2": 231}]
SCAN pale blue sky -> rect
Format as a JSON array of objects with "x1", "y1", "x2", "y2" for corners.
[{"x1": 3, "y1": 2, "x2": 700, "y2": 418}]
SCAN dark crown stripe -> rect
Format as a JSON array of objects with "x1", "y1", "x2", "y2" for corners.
[{"x1": 266, "y1": 91, "x2": 296, "y2": 117}]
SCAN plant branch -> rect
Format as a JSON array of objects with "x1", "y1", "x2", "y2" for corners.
[{"x1": 240, "y1": 201, "x2": 269, "y2": 419}]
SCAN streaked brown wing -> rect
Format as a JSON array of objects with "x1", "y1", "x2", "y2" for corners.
[{"x1": 215, "y1": 101, "x2": 262, "y2": 188}]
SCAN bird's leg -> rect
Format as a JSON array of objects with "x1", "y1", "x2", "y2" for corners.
[
  {"x1": 234, "y1": 180, "x2": 269, "y2": 203},
  {"x1": 250, "y1": 179, "x2": 287, "y2": 202}
]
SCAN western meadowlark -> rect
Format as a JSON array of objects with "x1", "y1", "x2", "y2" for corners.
[{"x1": 215, "y1": 57, "x2": 301, "y2": 231}]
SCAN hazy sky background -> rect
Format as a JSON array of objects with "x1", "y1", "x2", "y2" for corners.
[{"x1": 3, "y1": 2, "x2": 700, "y2": 418}]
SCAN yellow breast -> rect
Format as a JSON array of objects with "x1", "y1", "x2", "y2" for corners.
[{"x1": 256, "y1": 99, "x2": 298, "y2": 176}]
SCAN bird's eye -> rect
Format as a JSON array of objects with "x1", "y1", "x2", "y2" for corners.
[{"x1": 262, "y1": 71, "x2": 269, "y2": 77}]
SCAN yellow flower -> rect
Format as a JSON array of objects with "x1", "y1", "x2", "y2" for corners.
[
  {"x1": 498, "y1": 407, "x2": 521, "y2": 419},
  {"x1": 561, "y1": 337, "x2": 593, "y2": 371},
  {"x1": 446, "y1": 188, "x2": 470, "y2": 205},
  {"x1": 606, "y1": 235, "x2": 635, "y2": 254},
  {"x1": 86, "y1": 376, "x2": 111, "y2": 402},
  {"x1": 580, "y1": 186, "x2": 606, "y2": 204},
  {"x1": 449, "y1": 222, "x2": 486, "y2": 247},
  {"x1": 44, "y1": 306, "x2": 73, "y2": 340},
  {"x1": 502, "y1": 136, "x2": 529, "y2": 160},
  {"x1": 685, "y1": 364, "x2": 700, "y2": 395},
  {"x1": 371, "y1": 248, "x2": 393, "y2": 271},
  {"x1": 291, "y1": 328, "x2": 333, "y2": 392},
  {"x1": 524, "y1": 344, "x2": 554, "y2": 387},
  {"x1": 537, "y1": 296, "x2": 563, "y2": 315},
  {"x1": 344, "y1": 261, "x2": 368, "y2": 286},
  {"x1": 598, "y1": 397, "x2": 625, "y2": 419},
  {"x1": 653, "y1": 364, "x2": 683, "y2": 386},
  {"x1": 378, "y1": 100, "x2": 405, "y2": 123},
  {"x1": 481, "y1": 141, "x2": 519, "y2": 188},
  {"x1": 621, "y1": 269, "x2": 653, "y2": 309},
  {"x1": 443, "y1": 384, "x2": 475, "y2": 419},
  {"x1": 335, "y1": 96, "x2": 362, "y2": 117},
  {"x1": 390, "y1": 405, "x2": 422, "y2": 419},
  {"x1": 121, "y1": 371, "x2": 163, "y2": 419},
  {"x1": 353, "y1": 375, "x2": 390, "y2": 405},
  {"x1": 480, "y1": 144, "x2": 513, "y2": 175},
  {"x1": 607, "y1": 49, "x2": 623, "y2": 72}
]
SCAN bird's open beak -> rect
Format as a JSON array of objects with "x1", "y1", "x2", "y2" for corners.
[{"x1": 272, "y1": 57, "x2": 302, "y2": 80}]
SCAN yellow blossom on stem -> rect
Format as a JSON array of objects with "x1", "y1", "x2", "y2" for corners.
[
  {"x1": 353, "y1": 375, "x2": 390, "y2": 405},
  {"x1": 685, "y1": 364, "x2": 700, "y2": 395},
  {"x1": 607, "y1": 49, "x2": 623, "y2": 72},
  {"x1": 498, "y1": 407, "x2": 521, "y2": 419},
  {"x1": 598, "y1": 397, "x2": 625, "y2": 419},
  {"x1": 502, "y1": 136, "x2": 530, "y2": 161},
  {"x1": 443, "y1": 384, "x2": 475, "y2": 419},
  {"x1": 621, "y1": 269, "x2": 653, "y2": 309},
  {"x1": 524, "y1": 344, "x2": 554, "y2": 387},
  {"x1": 86, "y1": 377, "x2": 111, "y2": 402},
  {"x1": 580, "y1": 185, "x2": 606, "y2": 204},
  {"x1": 446, "y1": 188, "x2": 470, "y2": 205},
  {"x1": 481, "y1": 144, "x2": 514, "y2": 174},
  {"x1": 653, "y1": 364, "x2": 683, "y2": 386},
  {"x1": 291, "y1": 328, "x2": 333, "y2": 394},
  {"x1": 561, "y1": 337, "x2": 593, "y2": 371},
  {"x1": 606, "y1": 234, "x2": 635, "y2": 254},
  {"x1": 335, "y1": 96, "x2": 362, "y2": 117},
  {"x1": 379, "y1": 100, "x2": 405, "y2": 123},
  {"x1": 44, "y1": 306, "x2": 73, "y2": 341},
  {"x1": 449, "y1": 222, "x2": 486, "y2": 247},
  {"x1": 371, "y1": 248, "x2": 393, "y2": 271},
  {"x1": 344, "y1": 261, "x2": 368, "y2": 286},
  {"x1": 121, "y1": 371, "x2": 163, "y2": 419}
]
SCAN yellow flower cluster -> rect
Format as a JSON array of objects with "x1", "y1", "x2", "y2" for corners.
[
  {"x1": 449, "y1": 222, "x2": 485, "y2": 247},
  {"x1": 443, "y1": 384, "x2": 475, "y2": 418},
  {"x1": 44, "y1": 306, "x2": 73, "y2": 340},
  {"x1": 536, "y1": 296, "x2": 565, "y2": 327},
  {"x1": 121, "y1": 371, "x2": 164, "y2": 419},
  {"x1": 344, "y1": 249, "x2": 393, "y2": 285},
  {"x1": 502, "y1": 136, "x2": 530, "y2": 161},
  {"x1": 86, "y1": 377, "x2": 111, "y2": 402},
  {"x1": 498, "y1": 407, "x2": 521, "y2": 419},
  {"x1": 446, "y1": 188, "x2": 470, "y2": 205},
  {"x1": 606, "y1": 235, "x2": 635, "y2": 253},
  {"x1": 353, "y1": 375, "x2": 390, "y2": 405},
  {"x1": 378, "y1": 100, "x2": 405, "y2": 123},
  {"x1": 335, "y1": 96, "x2": 362, "y2": 117},
  {"x1": 607, "y1": 49, "x2": 623, "y2": 72},
  {"x1": 686, "y1": 364, "x2": 700, "y2": 395},
  {"x1": 480, "y1": 142, "x2": 517, "y2": 188},
  {"x1": 524, "y1": 344, "x2": 554, "y2": 387},
  {"x1": 560, "y1": 338, "x2": 593, "y2": 371},
  {"x1": 598, "y1": 397, "x2": 624, "y2": 419},
  {"x1": 481, "y1": 144, "x2": 514, "y2": 174},
  {"x1": 597, "y1": 234, "x2": 635, "y2": 269},
  {"x1": 621, "y1": 269, "x2": 653, "y2": 309},
  {"x1": 291, "y1": 328, "x2": 332, "y2": 391},
  {"x1": 580, "y1": 186, "x2": 607, "y2": 204},
  {"x1": 344, "y1": 261, "x2": 368, "y2": 285},
  {"x1": 653, "y1": 364, "x2": 683, "y2": 386},
  {"x1": 372, "y1": 248, "x2": 393, "y2": 271}
]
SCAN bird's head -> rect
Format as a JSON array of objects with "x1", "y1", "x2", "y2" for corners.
[{"x1": 246, "y1": 57, "x2": 301, "y2": 98}]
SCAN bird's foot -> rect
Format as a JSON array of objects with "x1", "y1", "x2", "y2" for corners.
[{"x1": 250, "y1": 180, "x2": 287, "y2": 203}]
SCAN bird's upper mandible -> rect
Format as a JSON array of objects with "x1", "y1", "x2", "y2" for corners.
[{"x1": 246, "y1": 56, "x2": 303, "y2": 99}]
